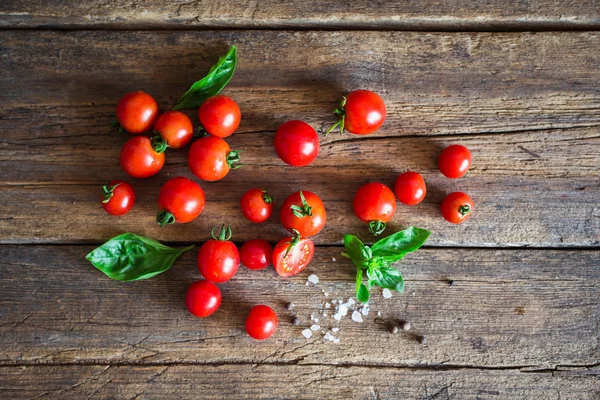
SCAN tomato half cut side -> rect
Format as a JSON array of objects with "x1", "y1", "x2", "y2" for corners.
[{"x1": 273, "y1": 234, "x2": 314, "y2": 277}]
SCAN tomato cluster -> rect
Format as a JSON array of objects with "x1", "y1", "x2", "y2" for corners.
[{"x1": 100, "y1": 83, "x2": 474, "y2": 341}]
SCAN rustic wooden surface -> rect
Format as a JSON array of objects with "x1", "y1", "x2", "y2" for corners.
[
  {"x1": 1, "y1": 6, "x2": 599, "y2": 400},
  {"x1": 1, "y1": 0, "x2": 600, "y2": 30}
]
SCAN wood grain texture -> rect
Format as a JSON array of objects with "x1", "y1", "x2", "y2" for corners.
[
  {"x1": 1, "y1": 246, "x2": 598, "y2": 368},
  {"x1": 1, "y1": 0, "x2": 600, "y2": 30},
  {"x1": 1, "y1": 364, "x2": 598, "y2": 400},
  {"x1": 1, "y1": 30, "x2": 599, "y2": 246}
]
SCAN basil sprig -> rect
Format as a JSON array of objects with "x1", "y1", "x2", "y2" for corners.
[
  {"x1": 174, "y1": 45, "x2": 237, "y2": 110},
  {"x1": 86, "y1": 233, "x2": 194, "y2": 282},
  {"x1": 342, "y1": 226, "x2": 431, "y2": 303}
]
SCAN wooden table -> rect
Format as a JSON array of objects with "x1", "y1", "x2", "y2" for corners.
[{"x1": 1, "y1": 2, "x2": 599, "y2": 399}]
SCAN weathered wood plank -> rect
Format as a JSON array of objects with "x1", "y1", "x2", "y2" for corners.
[
  {"x1": 2, "y1": 31, "x2": 600, "y2": 136},
  {"x1": 1, "y1": 128, "x2": 598, "y2": 246},
  {"x1": 1, "y1": 1, "x2": 599, "y2": 30},
  {"x1": 1, "y1": 364, "x2": 598, "y2": 400},
  {"x1": 1, "y1": 246, "x2": 598, "y2": 368}
]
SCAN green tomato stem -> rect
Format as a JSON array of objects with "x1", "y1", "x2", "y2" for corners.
[{"x1": 156, "y1": 211, "x2": 176, "y2": 227}]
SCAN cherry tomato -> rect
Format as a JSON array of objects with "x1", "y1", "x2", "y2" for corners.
[
  {"x1": 198, "y1": 225, "x2": 240, "y2": 283},
  {"x1": 240, "y1": 239, "x2": 273, "y2": 270},
  {"x1": 240, "y1": 189, "x2": 273, "y2": 223},
  {"x1": 198, "y1": 95, "x2": 241, "y2": 138},
  {"x1": 272, "y1": 233, "x2": 314, "y2": 277},
  {"x1": 156, "y1": 177, "x2": 205, "y2": 226},
  {"x1": 101, "y1": 180, "x2": 135, "y2": 216},
  {"x1": 353, "y1": 182, "x2": 396, "y2": 236},
  {"x1": 441, "y1": 192, "x2": 474, "y2": 224},
  {"x1": 274, "y1": 120, "x2": 319, "y2": 167},
  {"x1": 185, "y1": 280, "x2": 222, "y2": 318},
  {"x1": 394, "y1": 171, "x2": 426, "y2": 206},
  {"x1": 246, "y1": 305, "x2": 278, "y2": 340},
  {"x1": 188, "y1": 136, "x2": 240, "y2": 181},
  {"x1": 154, "y1": 111, "x2": 194, "y2": 149},
  {"x1": 328, "y1": 90, "x2": 386, "y2": 135},
  {"x1": 438, "y1": 144, "x2": 472, "y2": 179},
  {"x1": 120, "y1": 136, "x2": 165, "y2": 178},
  {"x1": 280, "y1": 190, "x2": 326, "y2": 237},
  {"x1": 116, "y1": 91, "x2": 158, "y2": 134}
]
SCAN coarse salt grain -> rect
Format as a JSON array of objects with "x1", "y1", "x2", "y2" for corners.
[
  {"x1": 377, "y1": 311, "x2": 382, "y2": 317},
  {"x1": 308, "y1": 274, "x2": 319, "y2": 284},
  {"x1": 352, "y1": 310, "x2": 363, "y2": 322},
  {"x1": 323, "y1": 332, "x2": 335, "y2": 341},
  {"x1": 302, "y1": 329, "x2": 313, "y2": 339},
  {"x1": 382, "y1": 288, "x2": 392, "y2": 299},
  {"x1": 310, "y1": 324, "x2": 320, "y2": 331},
  {"x1": 360, "y1": 303, "x2": 370, "y2": 316},
  {"x1": 325, "y1": 303, "x2": 331, "y2": 309},
  {"x1": 324, "y1": 292, "x2": 329, "y2": 297},
  {"x1": 333, "y1": 304, "x2": 348, "y2": 321},
  {"x1": 332, "y1": 257, "x2": 336, "y2": 262},
  {"x1": 332, "y1": 327, "x2": 340, "y2": 332}
]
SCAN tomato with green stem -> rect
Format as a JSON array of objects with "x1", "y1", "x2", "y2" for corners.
[
  {"x1": 120, "y1": 136, "x2": 166, "y2": 178},
  {"x1": 326, "y1": 90, "x2": 386, "y2": 135},
  {"x1": 246, "y1": 305, "x2": 278, "y2": 340},
  {"x1": 198, "y1": 95, "x2": 241, "y2": 138},
  {"x1": 438, "y1": 144, "x2": 472, "y2": 179},
  {"x1": 272, "y1": 231, "x2": 314, "y2": 277},
  {"x1": 188, "y1": 136, "x2": 241, "y2": 181},
  {"x1": 101, "y1": 180, "x2": 135, "y2": 216},
  {"x1": 240, "y1": 239, "x2": 272, "y2": 270},
  {"x1": 198, "y1": 225, "x2": 240, "y2": 283},
  {"x1": 116, "y1": 91, "x2": 159, "y2": 134},
  {"x1": 156, "y1": 177, "x2": 205, "y2": 226},
  {"x1": 394, "y1": 171, "x2": 426, "y2": 206},
  {"x1": 274, "y1": 120, "x2": 319, "y2": 167},
  {"x1": 240, "y1": 188, "x2": 273, "y2": 223},
  {"x1": 185, "y1": 280, "x2": 221, "y2": 318},
  {"x1": 353, "y1": 182, "x2": 396, "y2": 236},
  {"x1": 441, "y1": 192, "x2": 473, "y2": 224},
  {"x1": 154, "y1": 111, "x2": 194, "y2": 149},
  {"x1": 280, "y1": 190, "x2": 326, "y2": 237}
]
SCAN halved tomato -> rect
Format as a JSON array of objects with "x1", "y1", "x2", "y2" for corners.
[{"x1": 273, "y1": 233, "x2": 314, "y2": 277}]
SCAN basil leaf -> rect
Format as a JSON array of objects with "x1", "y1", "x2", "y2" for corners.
[
  {"x1": 343, "y1": 234, "x2": 370, "y2": 269},
  {"x1": 85, "y1": 233, "x2": 194, "y2": 282},
  {"x1": 368, "y1": 265, "x2": 405, "y2": 293},
  {"x1": 371, "y1": 226, "x2": 431, "y2": 263},
  {"x1": 174, "y1": 45, "x2": 237, "y2": 110},
  {"x1": 357, "y1": 283, "x2": 370, "y2": 303}
]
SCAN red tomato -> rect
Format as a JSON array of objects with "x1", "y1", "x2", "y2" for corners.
[
  {"x1": 441, "y1": 192, "x2": 474, "y2": 224},
  {"x1": 120, "y1": 136, "x2": 165, "y2": 178},
  {"x1": 198, "y1": 225, "x2": 240, "y2": 283},
  {"x1": 274, "y1": 120, "x2": 320, "y2": 167},
  {"x1": 240, "y1": 239, "x2": 273, "y2": 270},
  {"x1": 198, "y1": 95, "x2": 241, "y2": 138},
  {"x1": 394, "y1": 171, "x2": 427, "y2": 206},
  {"x1": 272, "y1": 234, "x2": 314, "y2": 277},
  {"x1": 353, "y1": 182, "x2": 396, "y2": 236},
  {"x1": 280, "y1": 191, "x2": 326, "y2": 237},
  {"x1": 245, "y1": 305, "x2": 278, "y2": 340},
  {"x1": 188, "y1": 136, "x2": 240, "y2": 181},
  {"x1": 328, "y1": 90, "x2": 386, "y2": 135},
  {"x1": 157, "y1": 177, "x2": 205, "y2": 225},
  {"x1": 240, "y1": 189, "x2": 273, "y2": 223},
  {"x1": 185, "y1": 280, "x2": 222, "y2": 318},
  {"x1": 101, "y1": 180, "x2": 135, "y2": 216},
  {"x1": 438, "y1": 144, "x2": 472, "y2": 179},
  {"x1": 154, "y1": 111, "x2": 194, "y2": 149},
  {"x1": 116, "y1": 91, "x2": 158, "y2": 134}
]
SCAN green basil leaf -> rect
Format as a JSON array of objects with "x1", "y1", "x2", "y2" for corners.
[
  {"x1": 343, "y1": 234, "x2": 370, "y2": 269},
  {"x1": 371, "y1": 226, "x2": 431, "y2": 263},
  {"x1": 85, "y1": 233, "x2": 194, "y2": 282},
  {"x1": 368, "y1": 265, "x2": 405, "y2": 293},
  {"x1": 174, "y1": 45, "x2": 237, "y2": 110},
  {"x1": 357, "y1": 283, "x2": 370, "y2": 303}
]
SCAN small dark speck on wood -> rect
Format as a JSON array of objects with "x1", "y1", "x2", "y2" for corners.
[
  {"x1": 517, "y1": 145, "x2": 541, "y2": 158},
  {"x1": 515, "y1": 306, "x2": 526, "y2": 315}
]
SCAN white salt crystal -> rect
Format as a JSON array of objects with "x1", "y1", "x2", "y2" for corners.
[
  {"x1": 331, "y1": 327, "x2": 340, "y2": 332},
  {"x1": 307, "y1": 274, "x2": 319, "y2": 284},
  {"x1": 332, "y1": 257, "x2": 336, "y2": 262},
  {"x1": 325, "y1": 303, "x2": 331, "y2": 309},
  {"x1": 346, "y1": 298, "x2": 356, "y2": 307},
  {"x1": 333, "y1": 338, "x2": 340, "y2": 344},
  {"x1": 310, "y1": 324, "x2": 320, "y2": 331},
  {"x1": 382, "y1": 288, "x2": 392, "y2": 299},
  {"x1": 377, "y1": 311, "x2": 382, "y2": 317},
  {"x1": 302, "y1": 329, "x2": 312, "y2": 339},
  {"x1": 333, "y1": 303, "x2": 348, "y2": 321},
  {"x1": 352, "y1": 310, "x2": 363, "y2": 323},
  {"x1": 324, "y1": 292, "x2": 329, "y2": 297},
  {"x1": 323, "y1": 332, "x2": 335, "y2": 341},
  {"x1": 332, "y1": 300, "x2": 337, "y2": 304},
  {"x1": 361, "y1": 303, "x2": 370, "y2": 316}
]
